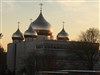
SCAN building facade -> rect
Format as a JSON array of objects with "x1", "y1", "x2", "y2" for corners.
[{"x1": 7, "y1": 4, "x2": 99, "y2": 75}]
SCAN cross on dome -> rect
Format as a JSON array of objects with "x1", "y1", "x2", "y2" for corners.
[
  {"x1": 62, "y1": 21, "x2": 65, "y2": 29},
  {"x1": 40, "y1": 3, "x2": 43, "y2": 12},
  {"x1": 30, "y1": 18, "x2": 33, "y2": 23},
  {"x1": 17, "y1": 21, "x2": 20, "y2": 29}
]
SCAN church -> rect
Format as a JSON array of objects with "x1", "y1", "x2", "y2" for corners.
[{"x1": 7, "y1": 4, "x2": 99, "y2": 75}]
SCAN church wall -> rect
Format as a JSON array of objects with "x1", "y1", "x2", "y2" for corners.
[
  {"x1": 15, "y1": 42, "x2": 26, "y2": 74},
  {"x1": 7, "y1": 43, "x2": 15, "y2": 72},
  {"x1": 7, "y1": 40, "x2": 99, "y2": 75},
  {"x1": 15, "y1": 40, "x2": 40, "y2": 74},
  {"x1": 35, "y1": 41, "x2": 99, "y2": 71}
]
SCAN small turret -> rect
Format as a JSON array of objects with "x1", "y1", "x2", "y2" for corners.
[
  {"x1": 30, "y1": 3, "x2": 52, "y2": 36},
  {"x1": 24, "y1": 25, "x2": 37, "y2": 41},
  {"x1": 12, "y1": 22, "x2": 24, "y2": 43},
  {"x1": 57, "y1": 22, "x2": 69, "y2": 41}
]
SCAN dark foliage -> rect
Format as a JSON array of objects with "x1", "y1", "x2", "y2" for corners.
[{"x1": 79, "y1": 28, "x2": 100, "y2": 43}]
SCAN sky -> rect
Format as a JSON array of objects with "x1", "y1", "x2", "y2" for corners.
[{"x1": 0, "y1": 0, "x2": 99, "y2": 50}]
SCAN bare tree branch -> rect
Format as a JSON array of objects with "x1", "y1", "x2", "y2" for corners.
[{"x1": 78, "y1": 28, "x2": 100, "y2": 43}]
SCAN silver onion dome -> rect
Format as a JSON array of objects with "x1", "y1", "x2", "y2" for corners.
[
  {"x1": 24, "y1": 26, "x2": 37, "y2": 38},
  {"x1": 31, "y1": 12, "x2": 51, "y2": 30},
  {"x1": 30, "y1": 12, "x2": 52, "y2": 35},
  {"x1": 57, "y1": 22, "x2": 69, "y2": 41},
  {"x1": 57, "y1": 28, "x2": 68, "y2": 37},
  {"x1": 12, "y1": 28, "x2": 24, "y2": 40},
  {"x1": 30, "y1": 3, "x2": 52, "y2": 35}
]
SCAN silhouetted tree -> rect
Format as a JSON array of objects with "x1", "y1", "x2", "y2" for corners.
[
  {"x1": 0, "y1": 46, "x2": 7, "y2": 74},
  {"x1": 0, "y1": 33, "x2": 6, "y2": 67},
  {"x1": 69, "y1": 42, "x2": 99, "y2": 70},
  {"x1": 0, "y1": 33, "x2": 3, "y2": 39},
  {"x1": 77, "y1": 28, "x2": 100, "y2": 70},
  {"x1": 79, "y1": 28, "x2": 100, "y2": 43}
]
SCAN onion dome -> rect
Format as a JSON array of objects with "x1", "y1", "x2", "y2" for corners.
[
  {"x1": 12, "y1": 23, "x2": 24, "y2": 40},
  {"x1": 24, "y1": 26, "x2": 37, "y2": 38},
  {"x1": 57, "y1": 22, "x2": 69, "y2": 41},
  {"x1": 30, "y1": 3, "x2": 52, "y2": 35}
]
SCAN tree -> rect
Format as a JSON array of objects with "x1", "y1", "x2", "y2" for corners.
[
  {"x1": 0, "y1": 33, "x2": 8, "y2": 74},
  {"x1": 78, "y1": 28, "x2": 100, "y2": 43},
  {"x1": 77, "y1": 28, "x2": 100, "y2": 70},
  {"x1": 0, "y1": 46, "x2": 7, "y2": 74},
  {"x1": 71, "y1": 42, "x2": 99, "y2": 70},
  {"x1": 0, "y1": 33, "x2": 6, "y2": 68},
  {"x1": 0, "y1": 33, "x2": 3, "y2": 39}
]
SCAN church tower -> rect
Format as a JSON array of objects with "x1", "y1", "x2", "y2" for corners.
[
  {"x1": 12, "y1": 22, "x2": 24, "y2": 43},
  {"x1": 24, "y1": 25, "x2": 37, "y2": 41},
  {"x1": 57, "y1": 22, "x2": 69, "y2": 41},
  {"x1": 30, "y1": 3, "x2": 52, "y2": 40}
]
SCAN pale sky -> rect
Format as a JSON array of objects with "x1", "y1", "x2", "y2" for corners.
[{"x1": 0, "y1": 0, "x2": 99, "y2": 50}]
